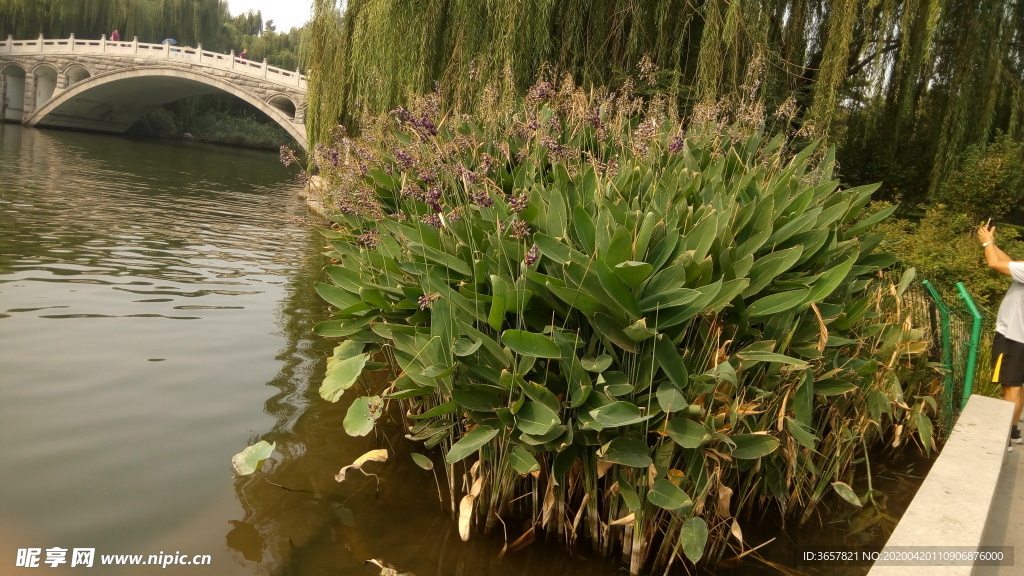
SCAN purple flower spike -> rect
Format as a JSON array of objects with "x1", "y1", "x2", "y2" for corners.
[
  {"x1": 525, "y1": 245, "x2": 539, "y2": 266},
  {"x1": 418, "y1": 292, "x2": 441, "y2": 310}
]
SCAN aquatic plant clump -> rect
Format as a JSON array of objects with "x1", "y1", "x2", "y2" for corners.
[{"x1": 306, "y1": 78, "x2": 938, "y2": 572}]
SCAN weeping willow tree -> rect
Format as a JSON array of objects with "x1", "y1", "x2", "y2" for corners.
[{"x1": 304, "y1": 0, "x2": 1024, "y2": 202}]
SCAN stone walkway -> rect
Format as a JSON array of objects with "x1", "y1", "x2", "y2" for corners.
[{"x1": 974, "y1": 416, "x2": 1024, "y2": 576}]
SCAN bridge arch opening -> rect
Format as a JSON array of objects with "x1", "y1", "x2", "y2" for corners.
[
  {"x1": 33, "y1": 64, "x2": 58, "y2": 106},
  {"x1": 65, "y1": 65, "x2": 91, "y2": 87},
  {"x1": 1, "y1": 64, "x2": 27, "y2": 122},
  {"x1": 267, "y1": 95, "x2": 296, "y2": 120},
  {"x1": 27, "y1": 67, "x2": 306, "y2": 149}
]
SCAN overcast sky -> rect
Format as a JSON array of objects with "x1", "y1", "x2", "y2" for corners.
[{"x1": 225, "y1": 1, "x2": 314, "y2": 33}]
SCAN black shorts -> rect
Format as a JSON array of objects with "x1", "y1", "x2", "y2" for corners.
[{"x1": 992, "y1": 332, "x2": 1024, "y2": 387}]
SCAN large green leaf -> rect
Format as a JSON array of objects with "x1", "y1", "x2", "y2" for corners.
[
  {"x1": 618, "y1": 474, "x2": 642, "y2": 511},
  {"x1": 601, "y1": 437, "x2": 653, "y2": 468},
  {"x1": 325, "y1": 265, "x2": 364, "y2": 293},
  {"x1": 730, "y1": 434, "x2": 781, "y2": 459},
  {"x1": 344, "y1": 395, "x2": 382, "y2": 436},
  {"x1": 445, "y1": 426, "x2": 500, "y2": 464},
  {"x1": 685, "y1": 211, "x2": 719, "y2": 261},
  {"x1": 315, "y1": 282, "x2": 360, "y2": 310},
  {"x1": 844, "y1": 202, "x2": 898, "y2": 237},
  {"x1": 534, "y1": 233, "x2": 579, "y2": 265},
  {"x1": 320, "y1": 353, "x2": 369, "y2": 402},
  {"x1": 614, "y1": 261, "x2": 654, "y2": 289},
  {"x1": 453, "y1": 337, "x2": 482, "y2": 357},
  {"x1": 746, "y1": 288, "x2": 811, "y2": 318},
  {"x1": 806, "y1": 256, "x2": 855, "y2": 302},
  {"x1": 590, "y1": 401, "x2": 653, "y2": 427},
  {"x1": 595, "y1": 259, "x2": 642, "y2": 319},
  {"x1": 452, "y1": 388, "x2": 504, "y2": 412},
  {"x1": 832, "y1": 481, "x2": 862, "y2": 507},
  {"x1": 520, "y1": 379, "x2": 561, "y2": 413},
  {"x1": 592, "y1": 313, "x2": 639, "y2": 352},
  {"x1": 546, "y1": 185, "x2": 568, "y2": 237},
  {"x1": 408, "y1": 242, "x2": 472, "y2": 276},
  {"x1": 654, "y1": 335, "x2": 688, "y2": 388},
  {"x1": 640, "y1": 288, "x2": 701, "y2": 312},
  {"x1": 679, "y1": 517, "x2": 709, "y2": 564},
  {"x1": 581, "y1": 355, "x2": 613, "y2": 372},
  {"x1": 313, "y1": 316, "x2": 376, "y2": 338},
  {"x1": 786, "y1": 417, "x2": 818, "y2": 449},
  {"x1": 231, "y1": 440, "x2": 275, "y2": 476},
  {"x1": 411, "y1": 453, "x2": 434, "y2": 470},
  {"x1": 651, "y1": 279, "x2": 722, "y2": 328},
  {"x1": 735, "y1": 350, "x2": 808, "y2": 367},
  {"x1": 742, "y1": 246, "x2": 803, "y2": 298},
  {"x1": 509, "y1": 444, "x2": 540, "y2": 474},
  {"x1": 814, "y1": 379, "x2": 857, "y2": 396},
  {"x1": 516, "y1": 401, "x2": 561, "y2": 435},
  {"x1": 647, "y1": 479, "x2": 692, "y2": 511},
  {"x1": 623, "y1": 318, "x2": 657, "y2": 341},
  {"x1": 657, "y1": 382, "x2": 688, "y2": 413},
  {"x1": 572, "y1": 206, "x2": 597, "y2": 253},
  {"x1": 665, "y1": 418, "x2": 710, "y2": 448},
  {"x1": 502, "y1": 329, "x2": 562, "y2": 358}
]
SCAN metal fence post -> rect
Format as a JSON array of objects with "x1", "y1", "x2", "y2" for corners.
[
  {"x1": 955, "y1": 282, "x2": 983, "y2": 409},
  {"x1": 922, "y1": 280, "x2": 955, "y2": 417}
]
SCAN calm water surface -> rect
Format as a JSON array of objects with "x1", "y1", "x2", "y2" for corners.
[{"x1": 0, "y1": 125, "x2": 917, "y2": 576}]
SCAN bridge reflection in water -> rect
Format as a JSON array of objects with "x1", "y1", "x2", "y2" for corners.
[{"x1": 0, "y1": 34, "x2": 307, "y2": 149}]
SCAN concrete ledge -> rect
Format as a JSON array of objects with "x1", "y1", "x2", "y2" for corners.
[{"x1": 868, "y1": 394, "x2": 1012, "y2": 576}]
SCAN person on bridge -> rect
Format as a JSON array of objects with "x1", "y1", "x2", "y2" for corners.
[
  {"x1": 978, "y1": 221, "x2": 1024, "y2": 450},
  {"x1": 110, "y1": 29, "x2": 120, "y2": 42},
  {"x1": 239, "y1": 48, "x2": 248, "y2": 60}
]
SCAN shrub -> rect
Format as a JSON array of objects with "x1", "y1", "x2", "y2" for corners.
[
  {"x1": 933, "y1": 133, "x2": 1024, "y2": 222},
  {"x1": 876, "y1": 205, "x2": 1024, "y2": 311},
  {"x1": 305, "y1": 79, "x2": 938, "y2": 572}
]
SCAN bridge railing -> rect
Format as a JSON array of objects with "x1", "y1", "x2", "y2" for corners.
[{"x1": 1, "y1": 34, "x2": 306, "y2": 89}]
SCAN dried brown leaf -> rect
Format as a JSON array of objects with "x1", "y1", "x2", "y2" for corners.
[
  {"x1": 717, "y1": 484, "x2": 733, "y2": 518},
  {"x1": 458, "y1": 494, "x2": 474, "y2": 541}
]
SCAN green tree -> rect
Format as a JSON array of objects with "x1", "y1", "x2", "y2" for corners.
[
  {"x1": 301, "y1": 0, "x2": 1024, "y2": 205},
  {"x1": 933, "y1": 134, "x2": 1024, "y2": 222}
]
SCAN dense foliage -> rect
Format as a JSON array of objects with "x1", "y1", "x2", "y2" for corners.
[
  {"x1": 305, "y1": 0, "x2": 1024, "y2": 204},
  {"x1": 304, "y1": 78, "x2": 939, "y2": 571}
]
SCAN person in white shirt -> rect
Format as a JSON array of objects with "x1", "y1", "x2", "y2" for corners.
[{"x1": 978, "y1": 222, "x2": 1024, "y2": 448}]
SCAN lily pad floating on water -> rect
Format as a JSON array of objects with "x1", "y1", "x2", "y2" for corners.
[{"x1": 231, "y1": 440, "x2": 276, "y2": 476}]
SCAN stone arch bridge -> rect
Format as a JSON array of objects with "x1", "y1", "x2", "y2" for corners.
[{"x1": 0, "y1": 34, "x2": 307, "y2": 149}]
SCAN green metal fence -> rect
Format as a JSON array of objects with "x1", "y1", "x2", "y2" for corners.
[{"x1": 914, "y1": 278, "x2": 990, "y2": 436}]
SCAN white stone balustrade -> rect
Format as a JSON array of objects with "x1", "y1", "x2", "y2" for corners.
[{"x1": 1, "y1": 34, "x2": 306, "y2": 89}]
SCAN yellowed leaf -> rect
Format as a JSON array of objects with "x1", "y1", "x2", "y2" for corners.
[
  {"x1": 717, "y1": 484, "x2": 733, "y2": 518},
  {"x1": 730, "y1": 517, "x2": 744, "y2": 545},
  {"x1": 541, "y1": 480, "x2": 556, "y2": 528},
  {"x1": 458, "y1": 494, "x2": 474, "y2": 541},
  {"x1": 506, "y1": 527, "x2": 535, "y2": 553},
  {"x1": 892, "y1": 424, "x2": 904, "y2": 448},
  {"x1": 609, "y1": 513, "x2": 635, "y2": 526},
  {"x1": 336, "y1": 449, "x2": 389, "y2": 482}
]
